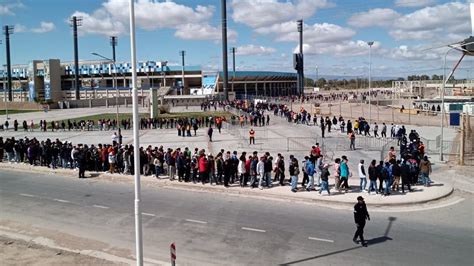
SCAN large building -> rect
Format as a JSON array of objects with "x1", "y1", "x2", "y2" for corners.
[{"x1": 0, "y1": 59, "x2": 297, "y2": 103}]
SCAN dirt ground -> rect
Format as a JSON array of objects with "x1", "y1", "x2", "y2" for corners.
[{"x1": 0, "y1": 236, "x2": 117, "y2": 266}]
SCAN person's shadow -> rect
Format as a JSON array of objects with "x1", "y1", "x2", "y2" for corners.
[{"x1": 279, "y1": 217, "x2": 396, "y2": 265}]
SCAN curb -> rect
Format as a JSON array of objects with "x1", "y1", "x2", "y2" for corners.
[{"x1": 0, "y1": 163, "x2": 455, "y2": 210}]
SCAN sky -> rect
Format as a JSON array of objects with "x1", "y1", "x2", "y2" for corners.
[{"x1": 0, "y1": 0, "x2": 473, "y2": 79}]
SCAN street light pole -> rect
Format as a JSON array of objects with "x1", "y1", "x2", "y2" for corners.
[
  {"x1": 110, "y1": 36, "x2": 119, "y2": 128},
  {"x1": 91, "y1": 52, "x2": 119, "y2": 130},
  {"x1": 129, "y1": 0, "x2": 143, "y2": 265},
  {"x1": 367, "y1": 41, "x2": 374, "y2": 124}
]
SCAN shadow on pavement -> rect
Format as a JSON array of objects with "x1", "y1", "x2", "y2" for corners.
[{"x1": 279, "y1": 217, "x2": 396, "y2": 265}]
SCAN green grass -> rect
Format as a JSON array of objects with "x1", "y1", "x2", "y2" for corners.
[
  {"x1": 156, "y1": 111, "x2": 232, "y2": 119},
  {"x1": 0, "y1": 109, "x2": 40, "y2": 115}
]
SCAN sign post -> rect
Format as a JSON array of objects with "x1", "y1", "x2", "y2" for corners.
[{"x1": 170, "y1": 242, "x2": 176, "y2": 266}]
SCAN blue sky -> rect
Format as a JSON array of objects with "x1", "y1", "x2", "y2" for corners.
[{"x1": 1, "y1": 0, "x2": 473, "y2": 79}]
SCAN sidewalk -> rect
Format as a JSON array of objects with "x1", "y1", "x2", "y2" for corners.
[{"x1": 0, "y1": 162, "x2": 454, "y2": 210}]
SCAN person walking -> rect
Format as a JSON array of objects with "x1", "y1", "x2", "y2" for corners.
[
  {"x1": 318, "y1": 163, "x2": 331, "y2": 195},
  {"x1": 358, "y1": 159, "x2": 367, "y2": 192},
  {"x1": 367, "y1": 160, "x2": 378, "y2": 194},
  {"x1": 349, "y1": 131, "x2": 356, "y2": 150},
  {"x1": 333, "y1": 158, "x2": 341, "y2": 191},
  {"x1": 419, "y1": 156, "x2": 432, "y2": 187},
  {"x1": 289, "y1": 156, "x2": 299, "y2": 193},
  {"x1": 391, "y1": 159, "x2": 401, "y2": 191},
  {"x1": 373, "y1": 122, "x2": 379, "y2": 138},
  {"x1": 400, "y1": 160, "x2": 412, "y2": 193},
  {"x1": 340, "y1": 156, "x2": 350, "y2": 192},
  {"x1": 381, "y1": 123, "x2": 387, "y2": 138},
  {"x1": 207, "y1": 126, "x2": 213, "y2": 142},
  {"x1": 249, "y1": 128, "x2": 255, "y2": 145},
  {"x1": 353, "y1": 196, "x2": 370, "y2": 247},
  {"x1": 305, "y1": 158, "x2": 315, "y2": 191}
]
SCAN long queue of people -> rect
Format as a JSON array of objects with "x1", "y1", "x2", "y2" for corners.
[{"x1": 0, "y1": 132, "x2": 432, "y2": 196}]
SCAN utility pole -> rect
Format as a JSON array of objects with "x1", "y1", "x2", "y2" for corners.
[
  {"x1": 179, "y1": 50, "x2": 185, "y2": 95},
  {"x1": 297, "y1": 20, "x2": 304, "y2": 96},
  {"x1": 221, "y1": 0, "x2": 229, "y2": 101},
  {"x1": 70, "y1": 16, "x2": 82, "y2": 100},
  {"x1": 3, "y1": 26, "x2": 13, "y2": 102},
  {"x1": 231, "y1": 47, "x2": 236, "y2": 93}
]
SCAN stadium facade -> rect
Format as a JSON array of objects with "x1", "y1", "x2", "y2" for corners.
[{"x1": 0, "y1": 59, "x2": 297, "y2": 103}]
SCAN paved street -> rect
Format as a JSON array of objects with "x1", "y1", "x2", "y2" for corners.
[{"x1": 1, "y1": 169, "x2": 473, "y2": 265}]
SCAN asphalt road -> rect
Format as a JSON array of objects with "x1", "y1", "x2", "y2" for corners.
[{"x1": 0, "y1": 169, "x2": 473, "y2": 265}]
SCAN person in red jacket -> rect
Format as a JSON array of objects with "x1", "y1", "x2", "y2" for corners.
[{"x1": 198, "y1": 154, "x2": 208, "y2": 184}]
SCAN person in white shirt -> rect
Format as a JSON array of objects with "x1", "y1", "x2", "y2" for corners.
[
  {"x1": 358, "y1": 159, "x2": 367, "y2": 191},
  {"x1": 111, "y1": 132, "x2": 118, "y2": 143}
]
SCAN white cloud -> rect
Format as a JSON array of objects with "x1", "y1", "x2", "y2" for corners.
[
  {"x1": 395, "y1": 0, "x2": 435, "y2": 8},
  {"x1": 296, "y1": 40, "x2": 382, "y2": 56},
  {"x1": 347, "y1": 2, "x2": 471, "y2": 42},
  {"x1": 385, "y1": 45, "x2": 441, "y2": 61},
  {"x1": 236, "y1": 45, "x2": 276, "y2": 55},
  {"x1": 174, "y1": 24, "x2": 237, "y2": 42},
  {"x1": 13, "y1": 24, "x2": 27, "y2": 33},
  {"x1": 31, "y1": 21, "x2": 55, "y2": 33},
  {"x1": 70, "y1": 0, "x2": 227, "y2": 41},
  {"x1": 231, "y1": 0, "x2": 331, "y2": 28},
  {"x1": 0, "y1": 5, "x2": 13, "y2": 15},
  {"x1": 71, "y1": 10, "x2": 126, "y2": 36},
  {"x1": 257, "y1": 21, "x2": 355, "y2": 44},
  {"x1": 0, "y1": 2, "x2": 24, "y2": 15},
  {"x1": 101, "y1": 0, "x2": 214, "y2": 30},
  {"x1": 348, "y1": 8, "x2": 401, "y2": 28},
  {"x1": 389, "y1": 2, "x2": 471, "y2": 41}
]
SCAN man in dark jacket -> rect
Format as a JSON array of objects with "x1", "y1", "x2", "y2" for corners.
[
  {"x1": 353, "y1": 196, "x2": 370, "y2": 247},
  {"x1": 400, "y1": 161, "x2": 412, "y2": 193}
]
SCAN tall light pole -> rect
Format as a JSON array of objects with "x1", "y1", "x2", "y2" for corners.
[
  {"x1": 91, "y1": 52, "x2": 119, "y2": 129},
  {"x1": 315, "y1": 66, "x2": 318, "y2": 87},
  {"x1": 70, "y1": 17, "x2": 82, "y2": 100},
  {"x1": 367, "y1": 41, "x2": 374, "y2": 124},
  {"x1": 129, "y1": 0, "x2": 143, "y2": 264},
  {"x1": 3, "y1": 25, "x2": 13, "y2": 102},
  {"x1": 231, "y1": 47, "x2": 236, "y2": 94},
  {"x1": 2, "y1": 64, "x2": 8, "y2": 120},
  {"x1": 297, "y1": 19, "x2": 304, "y2": 96},
  {"x1": 179, "y1": 50, "x2": 185, "y2": 95},
  {"x1": 221, "y1": 0, "x2": 229, "y2": 100}
]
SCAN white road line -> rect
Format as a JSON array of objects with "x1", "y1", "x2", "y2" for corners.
[
  {"x1": 185, "y1": 219, "x2": 208, "y2": 224},
  {"x1": 53, "y1": 199, "x2": 70, "y2": 203},
  {"x1": 142, "y1": 212, "x2": 156, "y2": 217},
  {"x1": 241, "y1": 227, "x2": 266, "y2": 233},
  {"x1": 308, "y1": 237, "x2": 334, "y2": 243},
  {"x1": 93, "y1": 205, "x2": 110, "y2": 209},
  {"x1": 19, "y1": 193, "x2": 36, "y2": 198}
]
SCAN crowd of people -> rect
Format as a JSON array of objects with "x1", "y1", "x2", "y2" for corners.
[{"x1": 0, "y1": 126, "x2": 432, "y2": 196}]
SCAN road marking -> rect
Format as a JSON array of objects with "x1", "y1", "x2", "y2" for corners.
[
  {"x1": 241, "y1": 227, "x2": 266, "y2": 233},
  {"x1": 93, "y1": 205, "x2": 110, "y2": 209},
  {"x1": 308, "y1": 237, "x2": 334, "y2": 243},
  {"x1": 142, "y1": 212, "x2": 156, "y2": 217},
  {"x1": 53, "y1": 199, "x2": 70, "y2": 203},
  {"x1": 19, "y1": 193, "x2": 36, "y2": 198},
  {"x1": 185, "y1": 219, "x2": 208, "y2": 224}
]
